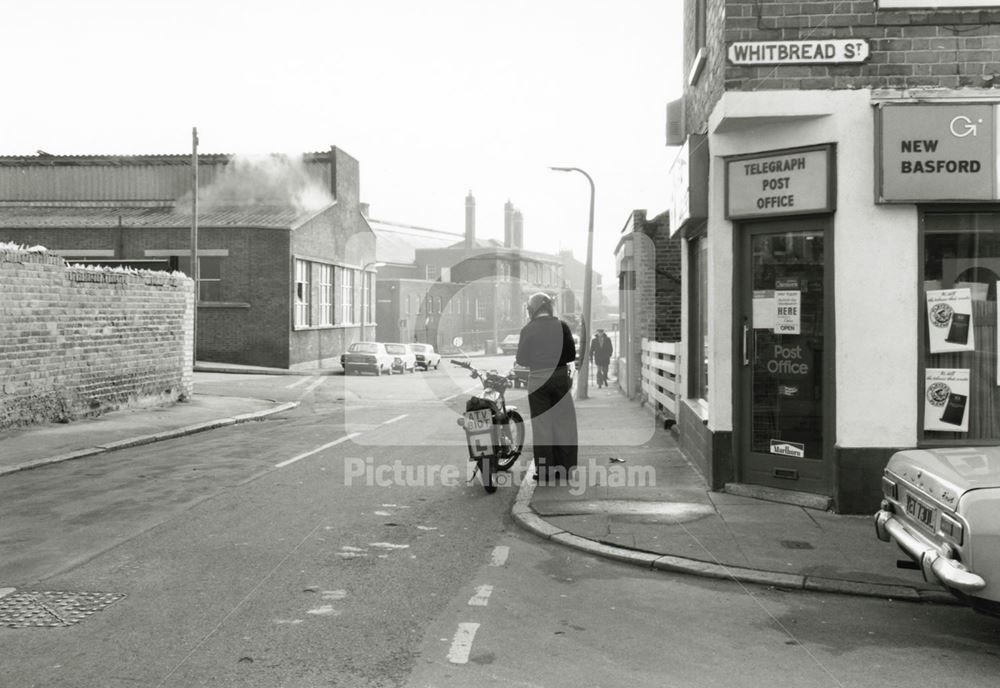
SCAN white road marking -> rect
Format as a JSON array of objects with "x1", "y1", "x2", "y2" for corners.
[
  {"x1": 285, "y1": 376, "x2": 313, "y2": 389},
  {"x1": 467, "y1": 584, "x2": 493, "y2": 606},
  {"x1": 447, "y1": 622, "x2": 480, "y2": 664},
  {"x1": 299, "y1": 376, "x2": 327, "y2": 398},
  {"x1": 443, "y1": 384, "x2": 481, "y2": 402},
  {"x1": 273, "y1": 618, "x2": 304, "y2": 625},
  {"x1": 274, "y1": 432, "x2": 361, "y2": 468},
  {"x1": 374, "y1": 510, "x2": 393, "y2": 516},
  {"x1": 381, "y1": 414, "x2": 408, "y2": 425},
  {"x1": 489, "y1": 546, "x2": 510, "y2": 567},
  {"x1": 368, "y1": 542, "x2": 410, "y2": 550},
  {"x1": 306, "y1": 605, "x2": 341, "y2": 616},
  {"x1": 416, "y1": 525, "x2": 438, "y2": 531}
]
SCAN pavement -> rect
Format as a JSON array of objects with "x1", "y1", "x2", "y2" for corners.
[{"x1": 0, "y1": 364, "x2": 956, "y2": 606}]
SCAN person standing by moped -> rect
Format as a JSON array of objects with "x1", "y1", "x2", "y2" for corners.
[{"x1": 515, "y1": 292, "x2": 578, "y2": 482}]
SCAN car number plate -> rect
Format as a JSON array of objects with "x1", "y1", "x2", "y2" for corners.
[
  {"x1": 464, "y1": 409, "x2": 492, "y2": 432},
  {"x1": 905, "y1": 493, "x2": 936, "y2": 529}
]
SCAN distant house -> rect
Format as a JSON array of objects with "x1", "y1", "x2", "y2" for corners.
[{"x1": 0, "y1": 148, "x2": 375, "y2": 369}]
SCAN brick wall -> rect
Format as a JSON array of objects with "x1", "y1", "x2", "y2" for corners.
[
  {"x1": 684, "y1": 0, "x2": 1000, "y2": 137},
  {"x1": 0, "y1": 248, "x2": 194, "y2": 429},
  {"x1": 643, "y1": 211, "x2": 682, "y2": 342},
  {"x1": 726, "y1": 1, "x2": 1000, "y2": 91}
]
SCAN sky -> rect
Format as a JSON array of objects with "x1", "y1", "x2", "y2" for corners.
[{"x1": 2, "y1": 0, "x2": 684, "y2": 283}]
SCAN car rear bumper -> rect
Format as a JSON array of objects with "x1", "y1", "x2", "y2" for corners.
[{"x1": 875, "y1": 505, "x2": 986, "y2": 593}]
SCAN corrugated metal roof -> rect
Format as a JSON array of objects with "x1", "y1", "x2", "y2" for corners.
[
  {"x1": 0, "y1": 151, "x2": 333, "y2": 166},
  {"x1": 0, "y1": 204, "x2": 325, "y2": 229}
]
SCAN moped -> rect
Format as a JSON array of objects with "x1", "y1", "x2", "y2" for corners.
[{"x1": 451, "y1": 359, "x2": 525, "y2": 493}]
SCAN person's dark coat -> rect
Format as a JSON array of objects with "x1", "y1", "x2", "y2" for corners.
[
  {"x1": 591, "y1": 333, "x2": 613, "y2": 366},
  {"x1": 516, "y1": 314, "x2": 578, "y2": 477}
]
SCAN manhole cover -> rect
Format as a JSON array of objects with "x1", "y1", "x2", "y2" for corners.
[
  {"x1": 0, "y1": 590, "x2": 126, "y2": 628},
  {"x1": 780, "y1": 540, "x2": 815, "y2": 550}
]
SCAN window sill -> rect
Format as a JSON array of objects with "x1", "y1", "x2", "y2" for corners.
[
  {"x1": 684, "y1": 397, "x2": 710, "y2": 424},
  {"x1": 198, "y1": 302, "x2": 250, "y2": 309}
]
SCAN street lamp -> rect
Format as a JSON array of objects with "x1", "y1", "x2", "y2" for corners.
[
  {"x1": 361, "y1": 261, "x2": 385, "y2": 341},
  {"x1": 549, "y1": 166, "x2": 595, "y2": 401}
]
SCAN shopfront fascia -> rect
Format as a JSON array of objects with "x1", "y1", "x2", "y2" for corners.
[{"x1": 876, "y1": 99, "x2": 1000, "y2": 451}]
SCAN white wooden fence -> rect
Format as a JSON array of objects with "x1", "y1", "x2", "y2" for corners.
[{"x1": 640, "y1": 338, "x2": 680, "y2": 421}]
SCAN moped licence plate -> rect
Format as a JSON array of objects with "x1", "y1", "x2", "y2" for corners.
[{"x1": 464, "y1": 409, "x2": 492, "y2": 432}]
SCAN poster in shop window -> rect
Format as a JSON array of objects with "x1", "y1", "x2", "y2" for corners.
[
  {"x1": 924, "y1": 368, "x2": 970, "y2": 433},
  {"x1": 926, "y1": 288, "x2": 975, "y2": 354}
]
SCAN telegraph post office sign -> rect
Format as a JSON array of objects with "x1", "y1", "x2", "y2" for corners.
[
  {"x1": 725, "y1": 144, "x2": 836, "y2": 220},
  {"x1": 728, "y1": 39, "x2": 869, "y2": 65},
  {"x1": 878, "y1": 103, "x2": 996, "y2": 202}
]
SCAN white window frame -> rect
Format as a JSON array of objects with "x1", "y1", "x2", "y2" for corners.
[
  {"x1": 339, "y1": 266, "x2": 355, "y2": 325},
  {"x1": 295, "y1": 259, "x2": 311, "y2": 328},
  {"x1": 317, "y1": 263, "x2": 334, "y2": 326}
]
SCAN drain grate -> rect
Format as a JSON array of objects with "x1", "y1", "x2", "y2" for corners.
[
  {"x1": 780, "y1": 540, "x2": 815, "y2": 550},
  {"x1": 0, "y1": 590, "x2": 126, "y2": 628}
]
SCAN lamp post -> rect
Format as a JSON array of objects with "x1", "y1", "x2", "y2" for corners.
[
  {"x1": 361, "y1": 261, "x2": 385, "y2": 341},
  {"x1": 549, "y1": 166, "x2": 595, "y2": 401}
]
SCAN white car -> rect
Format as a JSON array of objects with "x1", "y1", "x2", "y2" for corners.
[
  {"x1": 340, "y1": 342, "x2": 394, "y2": 376},
  {"x1": 500, "y1": 334, "x2": 520, "y2": 355},
  {"x1": 384, "y1": 343, "x2": 417, "y2": 373},
  {"x1": 410, "y1": 343, "x2": 441, "y2": 370},
  {"x1": 875, "y1": 446, "x2": 1000, "y2": 616}
]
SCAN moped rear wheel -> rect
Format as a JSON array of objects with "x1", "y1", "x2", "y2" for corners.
[
  {"x1": 496, "y1": 410, "x2": 524, "y2": 471},
  {"x1": 478, "y1": 456, "x2": 497, "y2": 493}
]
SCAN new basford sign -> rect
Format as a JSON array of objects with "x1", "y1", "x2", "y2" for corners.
[
  {"x1": 728, "y1": 39, "x2": 869, "y2": 65},
  {"x1": 878, "y1": 103, "x2": 996, "y2": 201}
]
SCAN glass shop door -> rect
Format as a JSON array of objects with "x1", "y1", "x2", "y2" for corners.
[{"x1": 738, "y1": 219, "x2": 833, "y2": 495}]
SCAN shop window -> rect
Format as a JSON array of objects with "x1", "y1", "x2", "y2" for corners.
[
  {"x1": 294, "y1": 259, "x2": 310, "y2": 328},
  {"x1": 688, "y1": 237, "x2": 708, "y2": 404},
  {"x1": 921, "y1": 212, "x2": 1000, "y2": 442}
]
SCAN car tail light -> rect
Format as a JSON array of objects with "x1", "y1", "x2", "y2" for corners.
[
  {"x1": 939, "y1": 512, "x2": 964, "y2": 546},
  {"x1": 881, "y1": 475, "x2": 898, "y2": 501}
]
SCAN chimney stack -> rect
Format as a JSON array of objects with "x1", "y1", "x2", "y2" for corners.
[
  {"x1": 465, "y1": 191, "x2": 476, "y2": 247},
  {"x1": 513, "y1": 209, "x2": 523, "y2": 249},
  {"x1": 504, "y1": 200, "x2": 515, "y2": 248}
]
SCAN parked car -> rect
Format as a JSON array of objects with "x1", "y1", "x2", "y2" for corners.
[
  {"x1": 341, "y1": 342, "x2": 394, "y2": 376},
  {"x1": 875, "y1": 446, "x2": 1000, "y2": 616},
  {"x1": 500, "y1": 334, "x2": 520, "y2": 355},
  {"x1": 384, "y1": 343, "x2": 416, "y2": 373},
  {"x1": 410, "y1": 343, "x2": 441, "y2": 370}
]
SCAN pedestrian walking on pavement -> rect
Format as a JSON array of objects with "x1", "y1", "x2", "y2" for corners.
[
  {"x1": 590, "y1": 329, "x2": 613, "y2": 388},
  {"x1": 515, "y1": 292, "x2": 578, "y2": 482}
]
